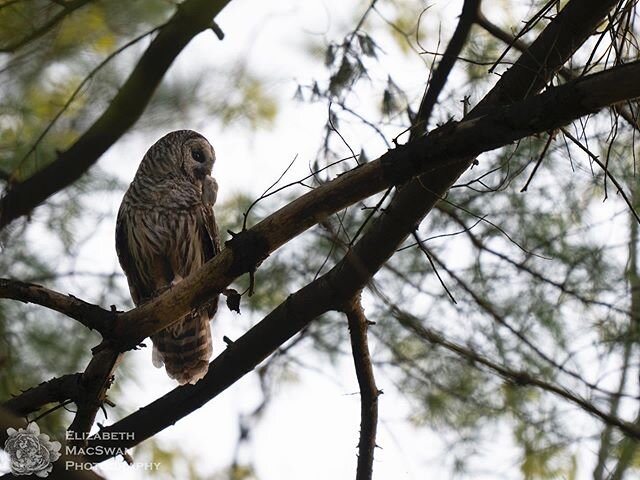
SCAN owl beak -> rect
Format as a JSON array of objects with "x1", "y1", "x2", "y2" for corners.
[{"x1": 194, "y1": 161, "x2": 213, "y2": 180}]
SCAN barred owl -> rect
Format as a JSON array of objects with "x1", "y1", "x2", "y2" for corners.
[{"x1": 115, "y1": 130, "x2": 221, "y2": 385}]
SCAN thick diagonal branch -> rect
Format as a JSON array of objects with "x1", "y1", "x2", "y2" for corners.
[{"x1": 344, "y1": 293, "x2": 379, "y2": 480}]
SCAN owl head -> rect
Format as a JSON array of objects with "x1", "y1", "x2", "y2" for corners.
[{"x1": 137, "y1": 130, "x2": 216, "y2": 183}]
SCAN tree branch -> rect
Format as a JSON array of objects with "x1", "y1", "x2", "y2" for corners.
[
  {"x1": 343, "y1": 293, "x2": 379, "y2": 480},
  {"x1": 478, "y1": 7, "x2": 640, "y2": 134},
  {"x1": 2, "y1": 373, "x2": 82, "y2": 416},
  {"x1": 0, "y1": 278, "x2": 114, "y2": 335},
  {"x1": 0, "y1": 0, "x2": 93, "y2": 53},
  {"x1": 391, "y1": 308, "x2": 640, "y2": 441},
  {"x1": 413, "y1": 0, "x2": 480, "y2": 132},
  {"x1": 472, "y1": 0, "x2": 620, "y2": 115},
  {"x1": 67, "y1": 349, "x2": 121, "y2": 445},
  {"x1": 0, "y1": 0, "x2": 233, "y2": 229}
]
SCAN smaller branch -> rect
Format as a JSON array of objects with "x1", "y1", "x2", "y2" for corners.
[
  {"x1": 561, "y1": 128, "x2": 640, "y2": 224},
  {"x1": 520, "y1": 130, "x2": 554, "y2": 192},
  {"x1": 328, "y1": 103, "x2": 359, "y2": 166},
  {"x1": 412, "y1": 0, "x2": 480, "y2": 134},
  {"x1": 10, "y1": 24, "x2": 163, "y2": 180},
  {"x1": 391, "y1": 307, "x2": 640, "y2": 441},
  {"x1": 3, "y1": 373, "x2": 82, "y2": 416},
  {"x1": 411, "y1": 231, "x2": 457, "y2": 304},
  {"x1": 343, "y1": 292, "x2": 380, "y2": 480},
  {"x1": 0, "y1": 278, "x2": 114, "y2": 335},
  {"x1": 0, "y1": 0, "x2": 93, "y2": 53},
  {"x1": 67, "y1": 349, "x2": 121, "y2": 446},
  {"x1": 440, "y1": 205, "x2": 632, "y2": 317}
]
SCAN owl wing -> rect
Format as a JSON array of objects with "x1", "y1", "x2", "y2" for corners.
[
  {"x1": 200, "y1": 203, "x2": 221, "y2": 260},
  {"x1": 199, "y1": 203, "x2": 221, "y2": 318},
  {"x1": 115, "y1": 205, "x2": 161, "y2": 305}
]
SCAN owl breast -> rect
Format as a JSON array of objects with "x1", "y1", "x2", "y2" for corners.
[{"x1": 119, "y1": 204, "x2": 205, "y2": 299}]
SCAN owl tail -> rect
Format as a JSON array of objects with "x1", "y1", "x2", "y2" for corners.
[{"x1": 151, "y1": 311, "x2": 212, "y2": 385}]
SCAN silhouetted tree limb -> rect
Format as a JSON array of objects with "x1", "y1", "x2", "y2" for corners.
[
  {"x1": 0, "y1": 278, "x2": 114, "y2": 335},
  {"x1": 0, "y1": 0, "x2": 232, "y2": 230},
  {"x1": 477, "y1": 7, "x2": 640, "y2": 133},
  {"x1": 3, "y1": 373, "x2": 82, "y2": 417},
  {"x1": 344, "y1": 292, "x2": 379, "y2": 480},
  {"x1": 472, "y1": 0, "x2": 621, "y2": 115},
  {"x1": 412, "y1": 0, "x2": 481, "y2": 132}
]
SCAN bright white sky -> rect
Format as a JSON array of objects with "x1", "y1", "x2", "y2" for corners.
[{"x1": 0, "y1": 0, "x2": 611, "y2": 478}]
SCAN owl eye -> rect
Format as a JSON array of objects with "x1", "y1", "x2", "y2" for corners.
[{"x1": 191, "y1": 149, "x2": 205, "y2": 163}]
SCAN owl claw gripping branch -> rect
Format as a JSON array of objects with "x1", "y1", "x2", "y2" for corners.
[{"x1": 115, "y1": 130, "x2": 222, "y2": 385}]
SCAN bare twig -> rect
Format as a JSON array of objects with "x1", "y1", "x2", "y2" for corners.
[
  {"x1": 561, "y1": 127, "x2": 640, "y2": 224},
  {"x1": 242, "y1": 154, "x2": 298, "y2": 230},
  {"x1": 411, "y1": 231, "x2": 457, "y2": 304},
  {"x1": 520, "y1": 130, "x2": 554, "y2": 192}
]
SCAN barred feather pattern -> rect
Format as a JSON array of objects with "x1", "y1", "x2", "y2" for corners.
[{"x1": 116, "y1": 130, "x2": 221, "y2": 385}]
